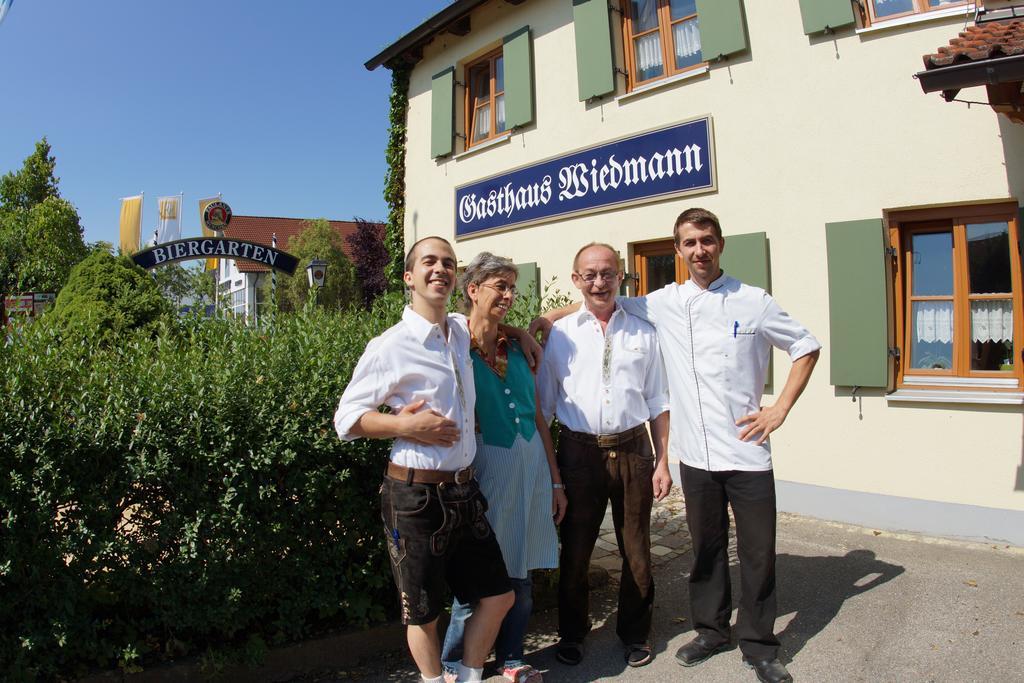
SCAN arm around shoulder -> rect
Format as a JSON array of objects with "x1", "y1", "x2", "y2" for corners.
[{"x1": 528, "y1": 301, "x2": 581, "y2": 343}]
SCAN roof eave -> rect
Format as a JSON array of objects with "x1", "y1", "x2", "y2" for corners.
[
  {"x1": 364, "y1": 0, "x2": 490, "y2": 71},
  {"x1": 916, "y1": 53, "x2": 1024, "y2": 100}
]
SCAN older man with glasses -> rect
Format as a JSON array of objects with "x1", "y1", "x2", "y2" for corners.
[{"x1": 538, "y1": 242, "x2": 671, "y2": 669}]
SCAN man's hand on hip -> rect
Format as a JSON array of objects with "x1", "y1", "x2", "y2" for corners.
[{"x1": 736, "y1": 403, "x2": 788, "y2": 445}]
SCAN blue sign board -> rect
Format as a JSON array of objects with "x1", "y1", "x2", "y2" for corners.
[
  {"x1": 131, "y1": 238, "x2": 299, "y2": 274},
  {"x1": 455, "y1": 117, "x2": 714, "y2": 238}
]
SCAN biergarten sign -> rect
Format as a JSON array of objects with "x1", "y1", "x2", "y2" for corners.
[
  {"x1": 454, "y1": 117, "x2": 716, "y2": 238},
  {"x1": 132, "y1": 238, "x2": 300, "y2": 274}
]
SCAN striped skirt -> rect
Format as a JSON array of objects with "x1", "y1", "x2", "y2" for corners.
[{"x1": 473, "y1": 432, "x2": 559, "y2": 579}]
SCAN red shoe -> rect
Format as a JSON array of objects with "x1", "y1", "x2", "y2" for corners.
[{"x1": 501, "y1": 662, "x2": 543, "y2": 682}]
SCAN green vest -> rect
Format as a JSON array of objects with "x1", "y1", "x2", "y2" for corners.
[{"x1": 472, "y1": 341, "x2": 537, "y2": 448}]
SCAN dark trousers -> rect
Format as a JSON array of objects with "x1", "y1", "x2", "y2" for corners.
[
  {"x1": 557, "y1": 427, "x2": 655, "y2": 645},
  {"x1": 681, "y1": 463, "x2": 780, "y2": 660}
]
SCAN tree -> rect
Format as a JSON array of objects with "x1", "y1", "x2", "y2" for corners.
[
  {"x1": 0, "y1": 139, "x2": 88, "y2": 297},
  {"x1": 46, "y1": 250, "x2": 172, "y2": 339},
  {"x1": 345, "y1": 217, "x2": 388, "y2": 308},
  {"x1": 151, "y1": 262, "x2": 213, "y2": 308},
  {"x1": 275, "y1": 219, "x2": 360, "y2": 313}
]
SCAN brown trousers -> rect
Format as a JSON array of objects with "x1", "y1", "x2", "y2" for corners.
[{"x1": 556, "y1": 426, "x2": 655, "y2": 645}]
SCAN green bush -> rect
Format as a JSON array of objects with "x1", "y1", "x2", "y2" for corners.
[
  {"x1": 0, "y1": 278, "x2": 573, "y2": 680},
  {"x1": 45, "y1": 250, "x2": 172, "y2": 340},
  {"x1": 0, "y1": 295, "x2": 407, "y2": 680}
]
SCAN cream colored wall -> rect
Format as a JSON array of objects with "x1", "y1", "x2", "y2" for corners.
[{"x1": 401, "y1": 1, "x2": 1024, "y2": 512}]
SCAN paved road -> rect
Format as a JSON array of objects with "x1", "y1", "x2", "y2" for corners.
[{"x1": 315, "y1": 497, "x2": 1024, "y2": 682}]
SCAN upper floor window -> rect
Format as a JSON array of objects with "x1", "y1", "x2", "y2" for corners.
[
  {"x1": 866, "y1": 0, "x2": 968, "y2": 24},
  {"x1": 891, "y1": 204, "x2": 1022, "y2": 387},
  {"x1": 465, "y1": 49, "x2": 507, "y2": 148},
  {"x1": 622, "y1": 0, "x2": 703, "y2": 90}
]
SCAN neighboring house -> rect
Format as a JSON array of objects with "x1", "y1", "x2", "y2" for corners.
[
  {"x1": 366, "y1": 0, "x2": 1024, "y2": 543},
  {"x1": 216, "y1": 216, "x2": 375, "y2": 320}
]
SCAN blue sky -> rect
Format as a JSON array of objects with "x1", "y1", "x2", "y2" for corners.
[{"x1": 0, "y1": 1, "x2": 451, "y2": 246}]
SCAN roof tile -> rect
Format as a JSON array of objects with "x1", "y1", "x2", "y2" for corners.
[
  {"x1": 222, "y1": 216, "x2": 383, "y2": 272},
  {"x1": 924, "y1": 18, "x2": 1024, "y2": 68}
]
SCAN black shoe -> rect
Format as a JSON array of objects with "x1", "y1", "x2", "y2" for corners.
[
  {"x1": 674, "y1": 634, "x2": 730, "y2": 667},
  {"x1": 743, "y1": 657, "x2": 793, "y2": 683},
  {"x1": 555, "y1": 640, "x2": 584, "y2": 666},
  {"x1": 624, "y1": 642, "x2": 653, "y2": 667}
]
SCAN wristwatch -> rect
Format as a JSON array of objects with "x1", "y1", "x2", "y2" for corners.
[{"x1": 552, "y1": 483, "x2": 565, "y2": 490}]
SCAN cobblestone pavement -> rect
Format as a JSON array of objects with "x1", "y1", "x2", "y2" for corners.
[{"x1": 592, "y1": 486, "x2": 689, "y2": 582}]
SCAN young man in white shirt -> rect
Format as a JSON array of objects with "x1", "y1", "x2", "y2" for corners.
[
  {"x1": 533, "y1": 210, "x2": 820, "y2": 683},
  {"x1": 537, "y1": 243, "x2": 671, "y2": 669},
  {"x1": 334, "y1": 237, "x2": 515, "y2": 683}
]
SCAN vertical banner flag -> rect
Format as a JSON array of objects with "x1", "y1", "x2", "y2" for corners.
[
  {"x1": 0, "y1": 0, "x2": 13, "y2": 26},
  {"x1": 119, "y1": 195, "x2": 143, "y2": 255},
  {"x1": 157, "y1": 195, "x2": 182, "y2": 244},
  {"x1": 198, "y1": 196, "x2": 220, "y2": 271}
]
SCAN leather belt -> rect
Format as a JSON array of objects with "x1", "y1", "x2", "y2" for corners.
[
  {"x1": 386, "y1": 462, "x2": 476, "y2": 485},
  {"x1": 562, "y1": 424, "x2": 648, "y2": 449}
]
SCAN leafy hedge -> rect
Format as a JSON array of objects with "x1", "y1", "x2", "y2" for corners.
[
  {"x1": 0, "y1": 294, "x2": 407, "y2": 680},
  {"x1": 0, "y1": 269, "x2": 570, "y2": 680}
]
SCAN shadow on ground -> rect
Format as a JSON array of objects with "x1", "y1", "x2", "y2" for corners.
[{"x1": 291, "y1": 514, "x2": 907, "y2": 681}]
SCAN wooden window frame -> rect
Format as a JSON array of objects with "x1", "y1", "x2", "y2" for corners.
[
  {"x1": 620, "y1": 0, "x2": 705, "y2": 93},
  {"x1": 888, "y1": 202, "x2": 1023, "y2": 390},
  {"x1": 463, "y1": 49, "x2": 506, "y2": 150},
  {"x1": 864, "y1": 0, "x2": 969, "y2": 27},
  {"x1": 633, "y1": 239, "x2": 687, "y2": 294}
]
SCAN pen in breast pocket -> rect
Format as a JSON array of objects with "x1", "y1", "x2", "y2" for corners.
[{"x1": 733, "y1": 321, "x2": 739, "y2": 338}]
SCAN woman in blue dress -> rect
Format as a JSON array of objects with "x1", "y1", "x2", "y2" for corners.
[{"x1": 441, "y1": 252, "x2": 567, "y2": 683}]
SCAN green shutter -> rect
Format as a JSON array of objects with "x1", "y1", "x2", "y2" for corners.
[
  {"x1": 720, "y1": 231, "x2": 770, "y2": 293},
  {"x1": 798, "y1": 0, "x2": 855, "y2": 35},
  {"x1": 516, "y1": 262, "x2": 540, "y2": 310},
  {"x1": 503, "y1": 26, "x2": 534, "y2": 129},
  {"x1": 430, "y1": 67, "x2": 455, "y2": 158},
  {"x1": 825, "y1": 219, "x2": 889, "y2": 387},
  {"x1": 1019, "y1": 206, "x2": 1024, "y2": 260},
  {"x1": 695, "y1": 0, "x2": 748, "y2": 61},
  {"x1": 572, "y1": 0, "x2": 615, "y2": 101}
]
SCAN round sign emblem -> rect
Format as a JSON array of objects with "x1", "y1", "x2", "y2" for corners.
[{"x1": 203, "y1": 201, "x2": 232, "y2": 232}]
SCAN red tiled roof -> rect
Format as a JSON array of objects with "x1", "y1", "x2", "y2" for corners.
[
  {"x1": 924, "y1": 18, "x2": 1024, "y2": 68},
  {"x1": 222, "y1": 216, "x2": 383, "y2": 273}
]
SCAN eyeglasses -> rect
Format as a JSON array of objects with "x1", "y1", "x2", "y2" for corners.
[
  {"x1": 575, "y1": 270, "x2": 620, "y2": 284},
  {"x1": 482, "y1": 282, "x2": 517, "y2": 296}
]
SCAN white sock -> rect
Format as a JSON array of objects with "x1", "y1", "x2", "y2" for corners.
[
  {"x1": 421, "y1": 676, "x2": 443, "y2": 683},
  {"x1": 455, "y1": 662, "x2": 484, "y2": 682}
]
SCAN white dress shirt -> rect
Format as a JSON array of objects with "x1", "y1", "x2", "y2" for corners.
[
  {"x1": 618, "y1": 274, "x2": 820, "y2": 472},
  {"x1": 334, "y1": 306, "x2": 476, "y2": 471},
  {"x1": 539, "y1": 302, "x2": 669, "y2": 435}
]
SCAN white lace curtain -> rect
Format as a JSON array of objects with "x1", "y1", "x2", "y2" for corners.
[
  {"x1": 915, "y1": 300, "x2": 1013, "y2": 344},
  {"x1": 970, "y1": 300, "x2": 1013, "y2": 343},
  {"x1": 635, "y1": 33, "x2": 662, "y2": 75},
  {"x1": 474, "y1": 98, "x2": 505, "y2": 140},
  {"x1": 495, "y1": 94, "x2": 505, "y2": 133},
  {"x1": 474, "y1": 103, "x2": 490, "y2": 140},
  {"x1": 915, "y1": 302, "x2": 953, "y2": 344},
  {"x1": 673, "y1": 18, "x2": 701, "y2": 62}
]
